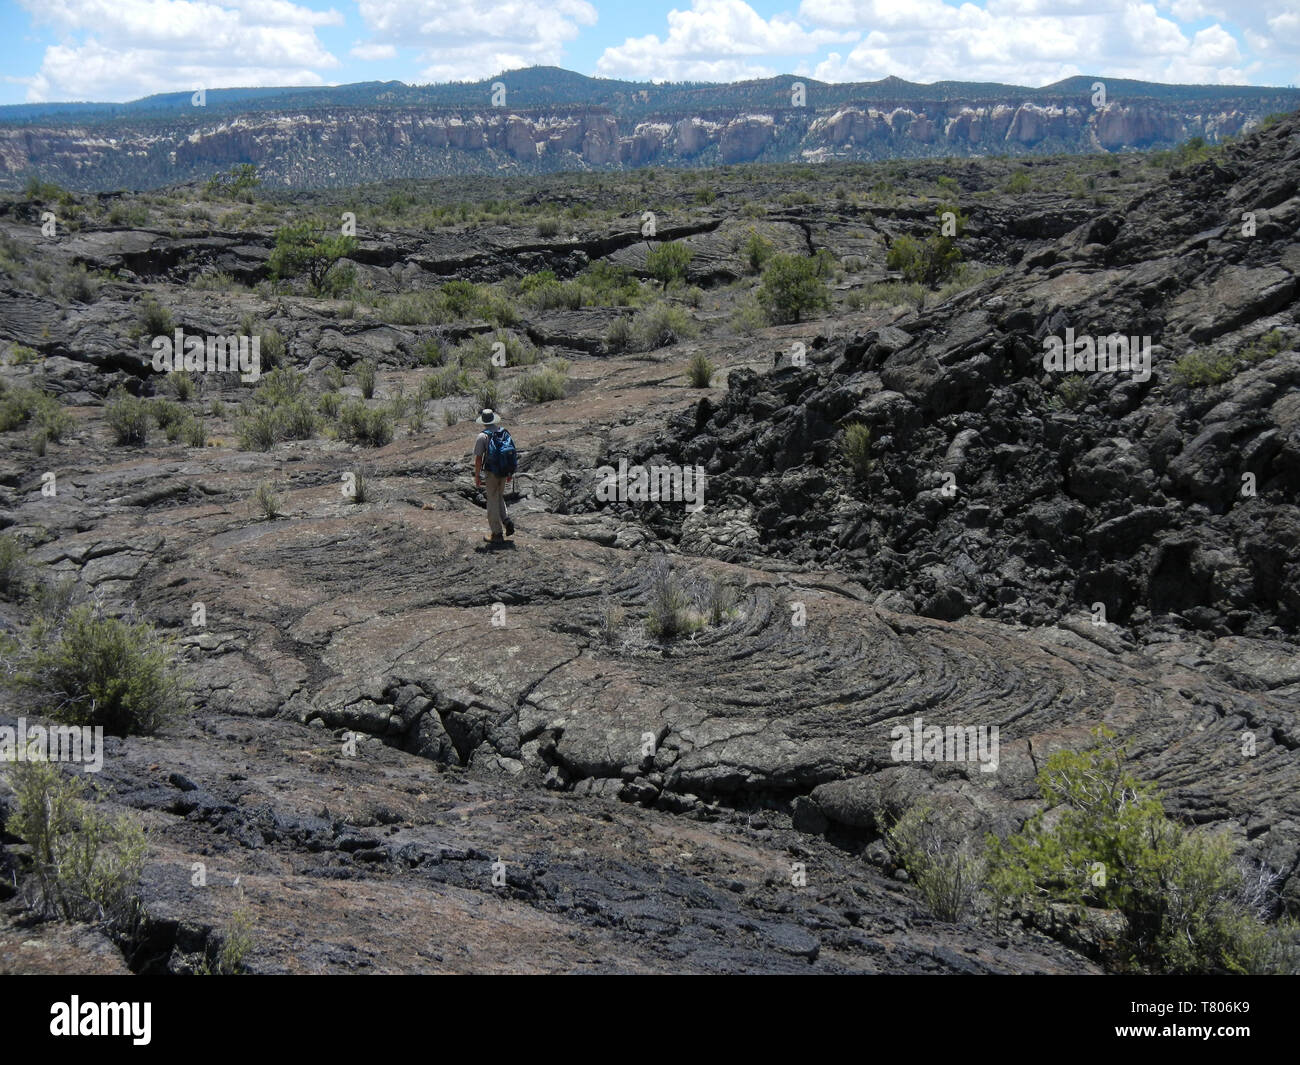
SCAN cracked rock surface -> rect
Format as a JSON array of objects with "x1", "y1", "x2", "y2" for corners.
[{"x1": 1, "y1": 119, "x2": 1298, "y2": 974}]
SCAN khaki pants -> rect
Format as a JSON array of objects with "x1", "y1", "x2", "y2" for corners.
[{"x1": 484, "y1": 473, "x2": 510, "y2": 535}]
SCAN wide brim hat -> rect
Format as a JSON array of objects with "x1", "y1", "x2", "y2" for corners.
[{"x1": 474, "y1": 409, "x2": 502, "y2": 427}]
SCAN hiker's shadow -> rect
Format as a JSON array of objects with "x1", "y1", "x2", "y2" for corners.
[{"x1": 475, "y1": 541, "x2": 518, "y2": 553}]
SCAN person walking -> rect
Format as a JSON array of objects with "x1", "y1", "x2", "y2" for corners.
[{"x1": 473, "y1": 408, "x2": 516, "y2": 546}]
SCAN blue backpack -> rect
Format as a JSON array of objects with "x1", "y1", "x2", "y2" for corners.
[{"x1": 483, "y1": 427, "x2": 517, "y2": 476}]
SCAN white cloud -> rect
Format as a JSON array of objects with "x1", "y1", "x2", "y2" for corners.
[
  {"x1": 1189, "y1": 23, "x2": 1241, "y2": 63},
  {"x1": 350, "y1": 42, "x2": 397, "y2": 61},
  {"x1": 1163, "y1": 0, "x2": 1230, "y2": 20},
  {"x1": 17, "y1": 0, "x2": 341, "y2": 101},
  {"x1": 793, "y1": 0, "x2": 1260, "y2": 85},
  {"x1": 354, "y1": 0, "x2": 597, "y2": 83},
  {"x1": 595, "y1": 0, "x2": 856, "y2": 82}
]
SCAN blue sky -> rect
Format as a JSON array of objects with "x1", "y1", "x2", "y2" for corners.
[{"x1": 1, "y1": 0, "x2": 1297, "y2": 105}]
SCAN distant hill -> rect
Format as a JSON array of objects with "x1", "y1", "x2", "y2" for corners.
[{"x1": 1, "y1": 67, "x2": 1296, "y2": 190}]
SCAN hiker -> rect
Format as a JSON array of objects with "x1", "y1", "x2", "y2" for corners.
[{"x1": 473, "y1": 408, "x2": 516, "y2": 545}]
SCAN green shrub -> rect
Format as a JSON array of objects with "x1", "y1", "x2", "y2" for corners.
[
  {"x1": 198, "y1": 909, "x2": 255, "y2": 975},
  {"x1": 730, "y1": 297, "x2": 768, "y2": 334},
  {"x1": 22, "y1": 393, "x2": 73, "y2": 442},
  {"x1": 630, "y1": 302, "x2": 697, "y2": 352},
  {"x1": 687, "y1": 352, "x2": 714, "y2": 388},
  {"x1": 253, "y1": 481, "x2": 281, "y2": 520},
  {"x1": 1005, "y1": 170, "x2": 1032, "y2": 194},
  {"x1": 536, "y1": 218, "x2": 561, "y2": 237},
  {"x1": 456, "y1": 330, "x2": 538, "y2": 371},
  {"x1": 254, "y1": 366, "x2": 306, "y2": 408},
  {"x1": 151, "y1": 398, "x2": 187, "y2": 430},
  {"x1": 474, "y1": 379, "x2": 501, "y2": 413},
  {"x1": 742, "y1": 229, "x2": 774, "y2": 274},
  {"x1": 32, "y1": 574, "x2": 75, "y2": 622},
  {"x1": 338, "y1": 401, "x2": 393, "y2": 447},
  {"x1": 62, "y1": 265, "x2": 100, "y2": 303},
  {"x1": 886, "y1": 230, "x2": 962, "y2": 288},
  {"x1": 599, "y1": 598, "x2": 626, "y2": 644},
  {"x1": 318, "y1": 391, "x2": 342, "y2": 418},
  {"x1": 137, "y1": 294, "x2": 173, "y2": 336},
  {"x1": 700, "y1": 577, "x2": 737, "y2": 625},
  {"x1": 267, "y1": 222, "x2": 357, "y2": 295},
  {"x1": 757, "y1": 254, "x2": 832, "y2": 324},
  {"x1": 851, "y1": 279, "x2": 926, "y2": 310},
  {"x1": 106, "y1": 389, "x2": 151, "y2": 445},
  {"x1": 515, "y1": 365, "x2": 568, "y2": 404},
  {"x1": 319, "y1": 261, "x2": 356, "y2": 299},
  {"x1": 108, "y1": 202, "x2": 149, "y2": 227},
  {"x1": 204, "y1": 163, "x2": 259, "y2": 200},
  {"x1": 578, "y1": 261, "x2": 640, "y2": 306},
  {"x1": 16, "y1": 603, "x2": 192, "y2": 734},
  {"x1": 1174, "y1": 330, "x2": 1291, "y2": 387},
  {"x1": 189, "y1": 271, "x2": 237, "y2": 292},
  {"x1": 260, "y1": 328, "x2": 286, "y2": 370},
  {"x1": 390, "y1": 282, "x2": 518, "y2": 327},
  {"x1": 421, "y1": 367, "x2": 471, "y2": 400},
  {"x1": 388, "y1": 292, "x2": 437, "y2": 325},
  {"x1": 0, "y1": 534, "x2": 29, "y2": 598},
  {"x1": 887, "y1": 804, "x2": 984, "y2": 921},
  {"x1": 237, "y1": 406, "x2": 281, "y2": 451},
  {"x1": 523, "y1": 276, "x2": 583, "y2": 311},
  {"x1": 645, "y1": 561, "x2": 701, "y2": 639},
  {"x1": 605, "y1": 316, "x2": 632, "y2": 352},
  {"x1": 5, "y1": 759, "x2": 146, "y2": 931},
  {"x1": 843, "y1": 422, "x2": 872, "y2": 479},
  {"x1": 1247, "y1": 327, "x2": 1289, "y2": 360},
  {"x1": 24, "y1": 175, "x2": 71, "y2": 203},
  {"x1": 646, "y1": 241, "x2": 693, "y2": 291},
  {"x1": 987, "y1": 726, "x2": 1298, "y2": 974},
  {"x1": 354, "y1": 359, "x2": 377, "y2": 399},
  {"x1": 279, "y1": 398, "x2": 317, "y2": 440},
  {"x1": 388, "y1": 387, "x2": 408, "y2": 421},
  {"x1": 418, "y1": 338, "x2": 445, "y2": 366},
  {"x1": 182, "y1": 416, "x2": 206, "y2": 448},
  {"x1": 439, "y1": 280, "x2": 484, "y2": 320},
  {"x1": 167, "y1": 370, "x2": 196, "y2": 401}
]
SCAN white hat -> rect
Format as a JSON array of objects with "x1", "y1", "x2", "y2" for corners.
[{"x1": 474, "y1": 408, "x2": 502, "y2": 427}]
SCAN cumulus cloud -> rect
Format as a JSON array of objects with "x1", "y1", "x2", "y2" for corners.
[
  {"x1": 793, "y1": 0, "x2": 1258, "y2": 86},
  {"x1": 16, "y1": 0, "x2": 341, "y2": 102},
  {"x1": 350, "y1": 42, "x2": 397, "y2": 62},
  {"x1": 10, "y1": 0, "x2": 1292, "y2": 102},
  {"x1": 595, "y1": 0, "x2": 856, "y2": 82},
  {"x1": 353, "y1": 0, "x2": 598, "y2": 83}
]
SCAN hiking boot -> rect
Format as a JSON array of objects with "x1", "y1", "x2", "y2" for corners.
[
  {"x1": 484, "y1": 533, "x2": 505, "y2": 546},
  {"x1": 504, "y1": 519, "x2": 515, "y2": 537}
]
